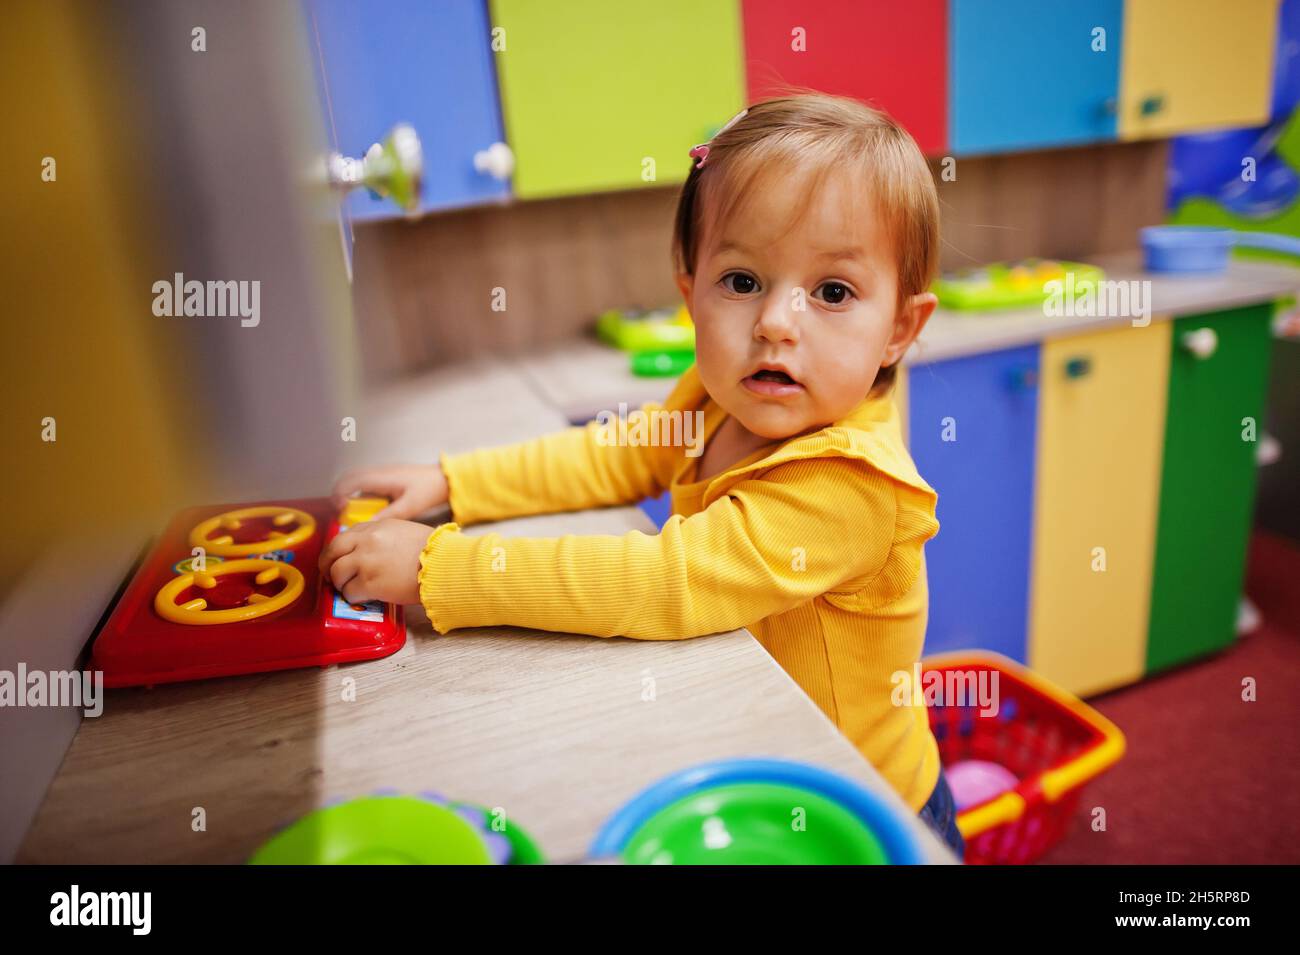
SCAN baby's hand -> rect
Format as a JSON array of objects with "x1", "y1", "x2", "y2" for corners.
[
  {"x1": 331, "y1": 463, "x2": 449, "y2": 521},
  {"x1": 318, "y1": 518, "x2": 432, "y2": 606}
]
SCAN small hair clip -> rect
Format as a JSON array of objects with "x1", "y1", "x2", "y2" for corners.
[{"x1": 688, "y1": 108, "x2": 749, "y2": 170}]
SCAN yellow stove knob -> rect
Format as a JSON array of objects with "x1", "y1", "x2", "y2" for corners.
[
  {"x1": 189, "y1": 506, "x2": 317, "y2": 557},
  {"x1": 155, "y1": 558, "x2": 305, "y2": 625}
]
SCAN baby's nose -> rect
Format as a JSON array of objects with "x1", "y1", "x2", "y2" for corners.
[{"x1": 754, "y1": 292, "x2": 801, "y2": 343}]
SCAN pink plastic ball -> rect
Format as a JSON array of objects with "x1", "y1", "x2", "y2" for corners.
[{"x1": 947, "y1": 759, "x2": 1019, "y2": 810}]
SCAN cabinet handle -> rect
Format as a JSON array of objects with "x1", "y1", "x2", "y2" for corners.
[
  {"x1": 1139, "y1": 93, "x2": 1166, "y2": 117},
  {"x1": 1257, "y1": 433, "x2": 1281, "y2": 466},
  {"x1": 1005, "y1": 366, "x2": 1039, "y2": 392},
  {"x1": 474, "y1": 142, "x2": 515, "y2": 181},
  {"x1": 324, "y1": 123, "x2": 423, "y2": 216},
  {"x1": 1181, "y1": 327, "x2": 1219, "y2": 359},
  {"x1": 1064, "y1": 356, "x2": 1092, "y2": 379}
]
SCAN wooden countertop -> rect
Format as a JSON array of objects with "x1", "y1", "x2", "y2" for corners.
[
  {"x1": 915, "y1": 252, "x2": 1300, "y2": 364},
  {"x1": 514, "y1": 254, "x2": 1300, "y2": 421},
  {"x1": 20, "y1": 360, "x2": 954, "y2": 864}
]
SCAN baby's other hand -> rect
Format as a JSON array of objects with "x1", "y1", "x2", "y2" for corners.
[
  {"x1": 318, "y1": 518, "x2": 432, "y2": 606},
  {"x1": 331, "y1": 463, "x2": 449, "y2": 521}
]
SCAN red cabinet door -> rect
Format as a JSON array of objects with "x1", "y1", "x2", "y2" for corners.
[{"x1": 741, "y1": 0, "x2": 947, "y2": 154}]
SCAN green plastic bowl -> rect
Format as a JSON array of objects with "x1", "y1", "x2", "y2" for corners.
[
  {"x1": 453, "y1": 802, "x2": 547, "y2": 865},
  {"x1": 249, "y1": 796, "x2": 494, "y2": 865},
  {"x1": 621, "y1": 782, "x2": 889, "y2": 865}
]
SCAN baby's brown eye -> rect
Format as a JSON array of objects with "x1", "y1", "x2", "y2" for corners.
[
  {"x1": 723, "y1": 273, "x2": 758, "y2": 294},
  {"x1": 817, "y1": 282, "x2": 852, "y2": 304}
]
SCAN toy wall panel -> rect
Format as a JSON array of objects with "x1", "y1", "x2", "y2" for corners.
[
  {"x1": 1027, "y1": 322, "x2": 1171, "y2": 697},
  {"x1": 909, "y1": 345, "x2": 1041, "y2": 661},
  {"x1": 949, "y1": 0, "x2": 1122, "y2": 155},
  {"x1": 1146, "y1": 305, "x2": 1274, "y2": 672},
  {"x1": 308, "y1": 0, "x2": 510, "y2": 218},
  {"x1": 1119, "y1": 0, "x2": 1277, "y2": 141},
  {"x1": 742, "y1": 0, "x2": 947, "y2": 154},
  {"x1": 490, "y1": 0, "x2": 746, "y2": 199}
]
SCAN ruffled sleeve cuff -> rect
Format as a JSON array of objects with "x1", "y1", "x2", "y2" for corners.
[{"x1": 418, "y1": 521, "x2": 463, "y2": 634}]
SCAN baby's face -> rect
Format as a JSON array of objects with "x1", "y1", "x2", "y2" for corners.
[{"x1": 678, "y1": 169, "x2": 932, "y2": 441}]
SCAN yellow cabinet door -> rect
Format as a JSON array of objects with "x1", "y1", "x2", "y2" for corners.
[
  {"x1": 1028, "y1": 322, "x2": 1171, "y2": 696},
  {"x1": 1119, "y1": 0, "x2": 1277, "y2": 140}
]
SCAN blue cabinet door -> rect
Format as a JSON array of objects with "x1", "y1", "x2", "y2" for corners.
[
  {"x1": 907, "y1": 345, "x2": 1040, "y2": 661},
  {"x1": 306, "y1": 0, "x2": 509, "y2": 220},
  {"x1": 950, "y1": 0, "x2": 1122, "y2": 155}
]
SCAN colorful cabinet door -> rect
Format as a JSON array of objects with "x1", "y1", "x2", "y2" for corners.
[
  {"x1": 490, "y1": 0, "x2": 745, "y2": 199},
  {"x1": 1119, "y1": 0, "x2": 1277, "y2": 140},
  {"x1": 1028, "y1": 323, "x2": 1171, "y2": 697},
  {"x1": 741, "y1": 0, "x2": 947, "y2": 154},
  {"x1": 949, "y1": 0, "x2": 1122, "y2": 155},
  {"x1": 908, "y1": 345, "x2": 1040, "y2": 661},
  {"x1": 307, "y1": 0, "x2": 509, "y2": 219},
  {"x1": 1147, "y1": 305, "x2": 1274, "y2": 673}
]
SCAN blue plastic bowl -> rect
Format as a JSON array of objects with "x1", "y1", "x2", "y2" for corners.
[{"x1": 1141, "y1": 225, "x2": 1300, "y2": 274}]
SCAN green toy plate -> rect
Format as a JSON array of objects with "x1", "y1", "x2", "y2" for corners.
[
  {"x1": 249, "y1": 796, "x2": 494, "y2": 865},
  {"x1": 597, "y1": 307, "x2": 695, "y2": 352},
  {"x1": 621, "y1": 782, "x2": 889, "y2": 865},
  {"x1": 933, "y1": 259, "x2": 1104, "y2": 311}
]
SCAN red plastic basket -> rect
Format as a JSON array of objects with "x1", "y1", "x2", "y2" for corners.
[{"x1": 923, "y1": 652, "x2": 1126, "y2": 864}]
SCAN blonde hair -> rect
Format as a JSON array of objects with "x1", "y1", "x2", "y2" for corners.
[{"x1": 672, "y1": 94, "x2": 939, "y2": 388}]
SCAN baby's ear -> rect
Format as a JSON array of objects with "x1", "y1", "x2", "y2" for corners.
[
  {"x1": 884, "y1": 291, "x2": 937, "y2": 366},
  {"x1": 674, "y1": 271, "x2": 694, "y2": 304}
]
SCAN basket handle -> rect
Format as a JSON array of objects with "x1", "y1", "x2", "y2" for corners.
[
  {"x1": 956, "y1": 791, "x2": 1024, "y2": 838},
  {"x1": 1040, "y1": 733, "x2": 1127, "y2": 801}
]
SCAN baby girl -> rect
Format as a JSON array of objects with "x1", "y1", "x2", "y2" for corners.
[{"x1": 321, "y1": 94, "x2": 962, "y2": 856}]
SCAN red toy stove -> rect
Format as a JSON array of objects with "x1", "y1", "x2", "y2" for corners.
[{"x1": 90, "y1": 497, "x2": 405, "y2": 688}]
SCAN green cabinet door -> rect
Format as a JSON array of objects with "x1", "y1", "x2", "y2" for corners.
[
  {"x1": 490, "y1": 0, "x2": 745, "y2": 199},
  {"x1": 1147, "y1": 305, "x2": 1274, "y2": 673}
]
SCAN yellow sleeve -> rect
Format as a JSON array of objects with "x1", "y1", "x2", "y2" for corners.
[
  {"x1": 419, "y1": 457, "x2": 921, "y2": 638},
  {"x1": 437, "y1": 360, "x2": 711, "y2": 525},
  {"x1": 439, "y1": 412, "x2": 671, "y2": 525}
]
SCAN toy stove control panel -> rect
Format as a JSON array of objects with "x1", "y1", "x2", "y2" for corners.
[{"x1": 90, "y1": 497, "x2": 405, "y2": 687}]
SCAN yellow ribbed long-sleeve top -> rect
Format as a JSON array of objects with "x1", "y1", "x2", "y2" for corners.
[{"x1": 419, "y1": 365, "x2": 942, "y2": 811}]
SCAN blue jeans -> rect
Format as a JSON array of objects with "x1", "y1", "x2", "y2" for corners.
[{"x1": 918, "y1": 769, "x2": 966, "y2": 860}]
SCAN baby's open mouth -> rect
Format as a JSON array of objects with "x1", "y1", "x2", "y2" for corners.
[{"x1": 742, "y1": 367, "x2": 804, "y2": 397}]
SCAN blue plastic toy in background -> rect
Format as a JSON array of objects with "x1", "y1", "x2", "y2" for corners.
[{"x1": 1140, "y1": 225, "x2": 1300, "y2": 273}]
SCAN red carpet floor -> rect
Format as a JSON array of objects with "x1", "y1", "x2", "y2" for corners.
[{"x1": 1041, "y1": 532, "x2": 1300, "y2": 864}]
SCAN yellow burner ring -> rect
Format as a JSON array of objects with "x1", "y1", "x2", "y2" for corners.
[
  {"x1": 188, "y1": 506, "x2": 317, "y2": 557},
  {"x1": 155, "y1": 559, "x2": 305, "y2": 625}
]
